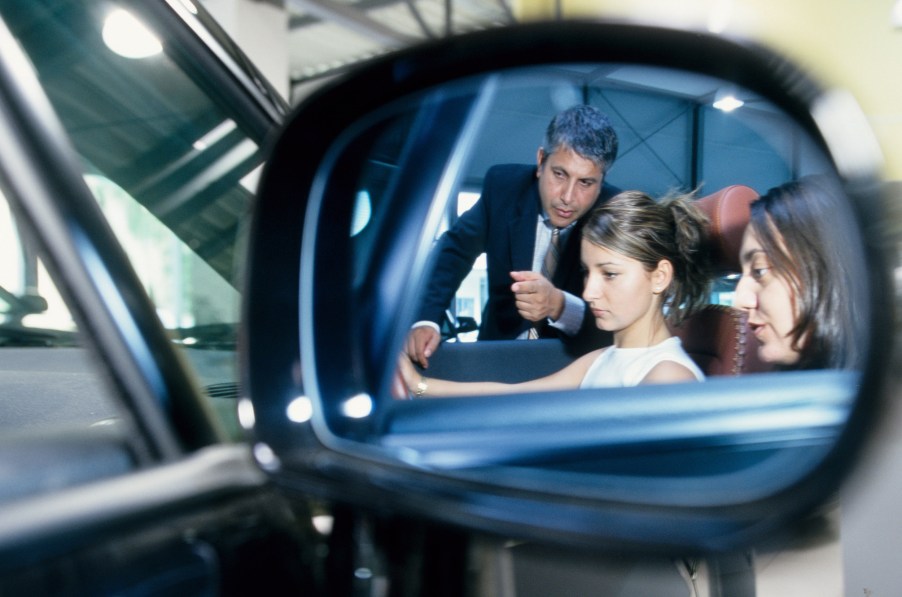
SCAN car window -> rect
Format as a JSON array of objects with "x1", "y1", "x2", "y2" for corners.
[
  {"x1": 0, "y1": 184, "x2": 120, "y2": 429},
  {"x1": 2, "y1": 172, "x2": 149, "y2": 504},
  {"x1": 1, "y1": 1, "x2": 278, "y2": 438}
]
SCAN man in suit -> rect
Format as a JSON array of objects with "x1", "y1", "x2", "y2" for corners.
[{"x1": 406, "y1": 104, "x2": 619, "y2": 368}]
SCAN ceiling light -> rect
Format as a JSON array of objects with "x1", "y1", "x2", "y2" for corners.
[
  {"x1": 713, "y1": 90, "x2": 744, "y2": 112},
  {"x1": 192, "y1": 119, "x2": 237, "y2": 150},
  {"x1": 102, "y1": 9, "x2": 162, "y2": 59}
]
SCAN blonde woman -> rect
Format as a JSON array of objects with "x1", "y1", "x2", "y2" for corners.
[{"x1": 401, "y1": 190, "x2": 712, "y2": 397}]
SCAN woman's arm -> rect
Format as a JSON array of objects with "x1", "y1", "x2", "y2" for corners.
[
  {"x1": 640, "y1": 360, "x2": 700, "y2": 385},
  {"x1": 399, "y1": 349, "x2": 602, "y2": 398}
]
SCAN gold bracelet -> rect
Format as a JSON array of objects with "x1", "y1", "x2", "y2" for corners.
[{"x1": 415, "y1": 375, "x2": 428, "y2": 398}]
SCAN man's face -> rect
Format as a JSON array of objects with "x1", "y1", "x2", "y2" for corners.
[{"x1": 536, "y1": 146, "x2": 604, "y2": 228}]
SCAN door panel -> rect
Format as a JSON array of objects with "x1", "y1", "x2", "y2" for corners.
[{"x1": 0, "y1": 446, "x2": 318, "y2": 594}]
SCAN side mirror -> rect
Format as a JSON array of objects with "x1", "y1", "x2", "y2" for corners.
[{"x1": 245, "y1": 21, "x2": 892, "y2": 552}]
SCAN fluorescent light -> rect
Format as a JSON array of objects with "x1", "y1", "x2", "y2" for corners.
[
  {"x1": 713, "y1": 93, "x2": 744, "y2": 112},
  {"x1": 102, "y1": 9, "x2": 162, "y2": 59},
  {"x1": 192, "y1": 119, "x2": 237, "y2": 150}
]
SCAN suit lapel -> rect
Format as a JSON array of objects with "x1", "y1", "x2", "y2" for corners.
[
  {"x1": 508, "y1": 181, "x2": 540, "y2": 272},
  {"x1": 555, "y1": 224, "x2": 580, "y2": 286}
]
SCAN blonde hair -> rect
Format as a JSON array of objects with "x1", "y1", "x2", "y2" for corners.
[{"x1": 583, "y1": 190, "x2": 711, "y2": 325}]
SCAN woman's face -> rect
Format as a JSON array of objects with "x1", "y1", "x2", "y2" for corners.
[
  {"x1": 734, "y1": 225, "x2": 800, "y2": 365},
  {"x1": 580, "y1": 240, "x2": 664, "y2": 346}
]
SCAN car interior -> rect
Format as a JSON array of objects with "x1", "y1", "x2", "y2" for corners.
[
  {"x1": 422, "y1": 182, "x2": 772, "y2": 385},
  {"x1": 672, "y1": 183, "x2": 771, "y2": 377}
]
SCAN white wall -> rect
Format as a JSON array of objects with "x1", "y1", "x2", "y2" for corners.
[{"x1": 199, "y1": 0, "x2": 290, "y2": 101}]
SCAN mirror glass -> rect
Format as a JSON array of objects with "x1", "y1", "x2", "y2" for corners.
[{"x1": 304, "y1": 63, "x2": 871, "y2": 504}]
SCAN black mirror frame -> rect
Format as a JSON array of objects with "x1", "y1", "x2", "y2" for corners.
[{"x1": 245, "y1": 20, "x2": 893, "y2": 552}]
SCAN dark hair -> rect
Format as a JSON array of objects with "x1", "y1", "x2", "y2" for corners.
[
  {"x1": 542, "y1": 104, "x2": 619, "y2": 173},
  {"x1": 749, "y1": 178, "x2": 862, "y2": 369},
  {"x1": 583, "y1": 190, "x2": 711, "y2": 325}
]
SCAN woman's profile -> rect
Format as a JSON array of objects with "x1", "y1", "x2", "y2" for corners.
[
  {"x1": 734, "y1": 178, "x2": 863, "y2": 370},
  {"x1": 400, "y1": 190, "x2": 712, "y2": 397}
]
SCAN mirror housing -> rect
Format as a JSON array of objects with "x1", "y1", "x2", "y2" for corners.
[{"x1": 245, "y1": 21, "x2": 893, "y2": 553}]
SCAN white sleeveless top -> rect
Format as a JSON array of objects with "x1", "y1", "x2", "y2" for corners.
[{"x1": 579, "y1": 337, "x2": 704, "y2": 388}]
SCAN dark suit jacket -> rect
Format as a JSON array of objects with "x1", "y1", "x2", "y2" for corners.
[{"x1": 417, "y1": 163, "x2": 617, "y2": 356}]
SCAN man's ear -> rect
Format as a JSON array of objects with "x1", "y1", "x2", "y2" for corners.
[
  {"x1": 652, "y1": 259, "x2": 674, "y2": 293},
  {"x1": 535, "y1": 148, "x2": 546, "y2": 176}
]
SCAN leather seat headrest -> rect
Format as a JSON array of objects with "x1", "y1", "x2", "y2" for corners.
[{"x1": 695, "y1": 184, "x2": 758, "y2": 273}]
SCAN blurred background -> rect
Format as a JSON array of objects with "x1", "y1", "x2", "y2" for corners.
[{"x1": 199, "y1": 0, "x2": 902, "y2": 182}]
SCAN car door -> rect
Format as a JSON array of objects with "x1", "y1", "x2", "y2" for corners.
[{"x1": 0, "y1": 1, "x2": 321, "y2": 593}]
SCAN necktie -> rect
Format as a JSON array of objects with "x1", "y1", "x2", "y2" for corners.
[
  {"x1": 528, "y1": 227, "x2": 561, "y2": 339},
  {"x1": 542, "y1": 227, "x2": 561, "y2": 281}
]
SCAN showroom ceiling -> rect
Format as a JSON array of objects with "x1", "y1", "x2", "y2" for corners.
[{"x1": 281, "y1": 0, "x2": 517, "y2": 100}]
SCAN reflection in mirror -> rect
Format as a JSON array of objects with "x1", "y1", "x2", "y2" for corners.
[{"x1": 325, "y1": 63, "x2": 869, "y2": 501}]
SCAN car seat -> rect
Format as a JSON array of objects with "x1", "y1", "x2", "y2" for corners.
[{"x1": 670, "y1": 184, "x2": 770, "y2": 375}]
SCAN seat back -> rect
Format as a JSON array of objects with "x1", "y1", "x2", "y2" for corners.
[{"x1": 670, "y1": 185, "x2": 770, "y2": 376}]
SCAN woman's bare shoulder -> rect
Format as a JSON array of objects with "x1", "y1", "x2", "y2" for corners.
[{"x1": 641, "y1": 360, "x2": 700, "y2": 385}]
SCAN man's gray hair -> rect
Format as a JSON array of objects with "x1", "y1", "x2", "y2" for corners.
[{"x1": 542, "y1": 104, "x2": 619, "y2": 173}]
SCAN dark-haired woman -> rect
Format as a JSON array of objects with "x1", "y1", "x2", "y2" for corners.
[{"x1": 734, "y1": 178, "x2": 861, "y2": 370}]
